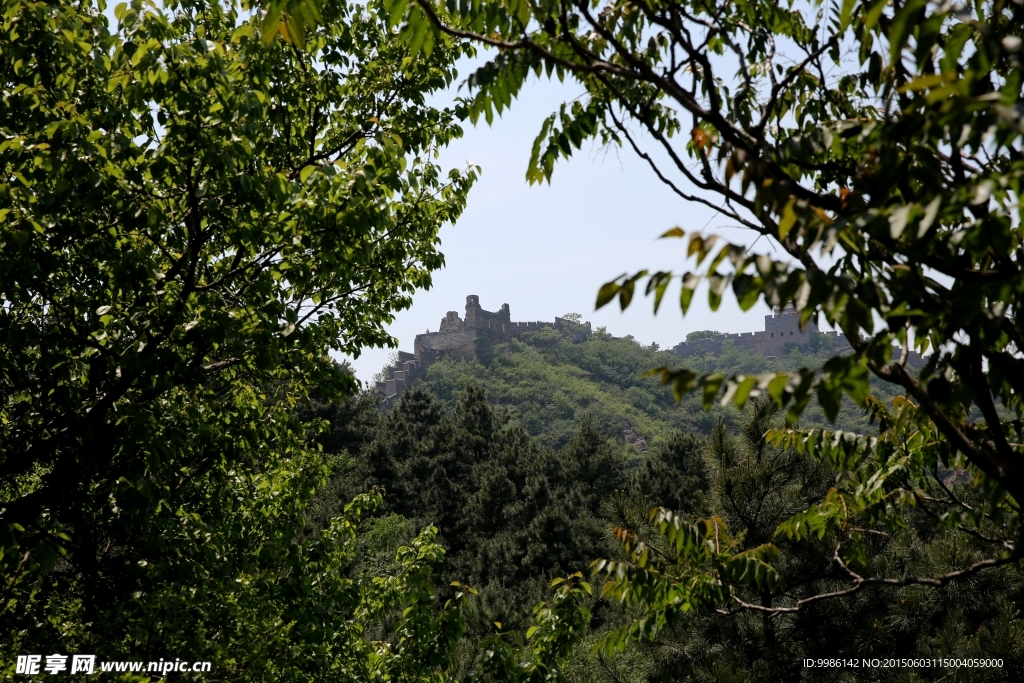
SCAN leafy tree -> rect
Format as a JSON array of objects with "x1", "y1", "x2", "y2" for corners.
[
  {"x1": 314, "y1": 382, "x2": 723, "y2": 680},
  {"x1": 336, "y1": 351, "x2": 1024, "y2": 679},
  {"x1": 310, "y1": 384, "x2": 644, "y2": 680},
  {"x1": 600, "y1": 401, "x2": 1024, "y2": 680},
  {"x1": 685, "y1": 331, "x2": 720, "y2": 342},
  {"x1": 0, "y1": 0, "x2": 479, "y2": 674},
  {"x1": 808, "y1": 330, "x2": 839, "y2": 355},
  {"x1": 318, "y1": 365, "x2": 1024, "y2": 680},
  {"x1": 321, "y1": 386, "x2": 628, "y2": 636},
  {"x1": 628, "y1": 430, "x2": 708, "y2": 516},
  {"x1": 371, "y1": 0, "x2": 1024, "y2": 634}
]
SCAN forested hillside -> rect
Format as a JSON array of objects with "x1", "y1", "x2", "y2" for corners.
[
  {"x1": 314, "y1": 341, "x2": 1024, "y2": 679},
  {"x1": 8, "y1": 0, "x2": 1024, "y2": 679},
  {"x1": 310, "y1": 386, "x2": 705, "y2": 640},
  {"x1": 410, "y1": 324, "x2": 900, "y2": 451}
]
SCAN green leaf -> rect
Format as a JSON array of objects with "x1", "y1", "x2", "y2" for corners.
[
  {"x1": 720, "y1": 552, "x2": 780, "y2": 591},
  {"x1": 889, "y1": 0, "x2": 927, "y2": 62},
  {"x1": 777, "y1": 198, "x2": 797, "y2": 241},
  {"x1": 840, "y1": 0, "x2": 858, "y2": 31},
  {"x1": 817, "y1": 381, "x2": 842, "y2": 422},
  {"x1": 707, "y1": 272, "x2": 730, "y2": 311},
  {"x1": 863, "y1": 0, "x2": 888, "y2": 30},
  {"x1": 701, "y1": 374, "x2": 724, "y2": 409},
  {"x1": 689, "y1": 234, "x2": 718, "y2": 265},
  {"x1": 680, "y1": 272, "x2": 700, "y2": 314},
  {"x1": 596, "y1": 277, "x2": 624, "y2": 309},
  {"x1": 661, "y1": 226, "x2": 686, "y2": 238},
  {"x1": 762, "y1": 375, "x2": 785, "y2": 405},
  {"x1": 619, "y1": 279, "x2": 636, "y2": 310},
  {"x1": 732, "y1": 273, "x2": 764, "y2": 311},
  {"x1": 900, "y1": 73, "x2": 946, "y2": 93},
  {"x1": 617, "y1": 270, "x2": 648, "y2": 310},
  {"x1": 645, "y1": 271, "x2": 673, "y2": 314},
  {"x1": 840, "y1": 361, "x2": 870, "y2": 405}
]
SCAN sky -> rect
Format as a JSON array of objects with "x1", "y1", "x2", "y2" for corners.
[{"x1": 344, "y1": 55, "x2": 789, "y2": 383}]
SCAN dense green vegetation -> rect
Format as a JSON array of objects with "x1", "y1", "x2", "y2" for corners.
[
  {"x1": 1, "y1": 0, "x2": 488, "y2": 679},
  {"x1": 364, "y1": 0, "x2": 1024, "y2": 672},
  {"x1": 320, "y1": 357, "x2": 1024, "y2": 680},
  {"x1": 601, "y1": 399, "x2": 1024, "y2": 680},
  {"x1": 7, "y1": 0, "x2": 1024, "y2": 678},
  {"x1": 303, "y1": 380, "x2": 704, "y2": 675},
  {"x1": 414, "y1": 326, "x2": 900, "y2": 450}
]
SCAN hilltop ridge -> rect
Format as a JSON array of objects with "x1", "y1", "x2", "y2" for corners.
[
  {"x1": 376, "y1": 295, "x2": 592, "y2": 402},
  {"x1": 373, "y1": 311, "x2": 903, "y2": 452},
  {"x1": 376, "y1": 295, "x2": 926, "y2": 406}
]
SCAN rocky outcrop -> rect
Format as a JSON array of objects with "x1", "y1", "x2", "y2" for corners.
[
  {"x1": 615, "y1": 417, "x2": 649, "y2": 454},
  {"x1": 622, "y1": 428, "x2": 649, "y2": 454}
]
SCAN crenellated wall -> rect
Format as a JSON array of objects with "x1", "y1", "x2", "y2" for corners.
[
  {"x1": 374, "y1": 298, "x2": 926, "y2": 403},
  {"x1": 671, "y1": 306, "x2": 925, "y2": 367},
  {"x1": 376, "y1": 295, "x2": 591, "y2": 402},
  {"x1": 672, "y1": 307, "x2": 842, "y2": 358}
]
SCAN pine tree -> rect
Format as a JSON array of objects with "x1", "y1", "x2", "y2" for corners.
[
  {"x1": 598, "y1": 399, "x2": 1024, "y2": 681},
  {"x1": 319, "y1": 387, "x2": 625, "y2": 638}
]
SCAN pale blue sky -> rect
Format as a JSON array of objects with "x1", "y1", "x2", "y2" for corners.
[{"x1": 345, "y1": 57, "x2": 786, "y2": 382}]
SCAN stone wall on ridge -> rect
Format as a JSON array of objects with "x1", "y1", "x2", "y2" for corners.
[{"x1": 376, "y1": 295, "x2": 591, "y2": 401}]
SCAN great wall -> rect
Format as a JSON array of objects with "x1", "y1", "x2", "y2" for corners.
[
  {"x1": 673, "y1": 306, "x2": 850, "y2": 357},
  {"x1": 376, "y1": 295, "x2": 927, "y2": 401},
  {"x1": 376, "y1": 295, "x2": 592, "y2": 400}
]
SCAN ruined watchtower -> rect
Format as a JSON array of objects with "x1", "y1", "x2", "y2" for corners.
[{"x1": 376, "y1": 295, "x2": 591, "y2": 401}]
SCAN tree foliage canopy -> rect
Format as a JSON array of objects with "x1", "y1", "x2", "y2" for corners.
[
  {"x1": 0, "y1": 0, "x2": 485, "y2": 675},
  {"x1": 0, "y1": 0, "x2": 475, "y2": 587},
  {"x1": 599, "y1": 400, "x2": 1024, "y2": 679},
  {"x1": 316, "y1": 377, "x2": 1024, "y2": 679},
  {"x1": 9, "y1": 0, "x2": 1024, "y2": 674},
  {"x1": 359, "y1": 0, "x2": 1024, "y2": 640}
]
